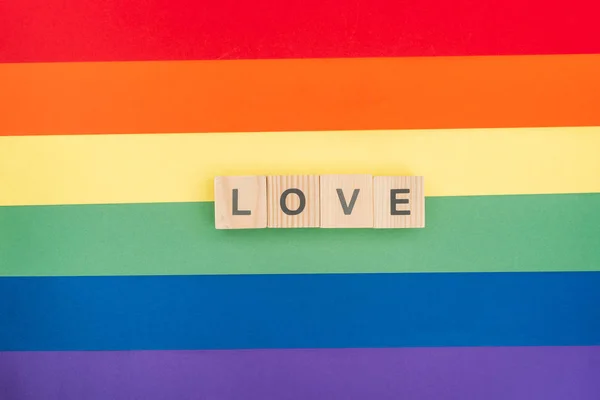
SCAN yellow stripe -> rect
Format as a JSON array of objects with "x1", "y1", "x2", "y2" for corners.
[{"x1": 1, "y1": 127, "x2": 599, "y2": 206}]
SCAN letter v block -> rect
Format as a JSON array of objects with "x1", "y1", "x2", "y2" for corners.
[
  {"x1": 214, "y1": 176, "x2": 267, "y2": 229},
  {"x1": 320, "y1": 175, "x2": 373, "y2": 228},
  {"x1": 267, "y1": 176, "x2": 320, "y2": 228},
  {"x1": 374, "y1": 176, "x2": 425, "y2": 228}
]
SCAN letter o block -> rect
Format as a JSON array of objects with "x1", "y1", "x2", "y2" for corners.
[
  {"x1": 374, "y1": 176, "x2": 425, "y2": 228},
  {"x1": 214, "y1": 176, "x2": 267, "y2": 229},
  {"x1": 267, "y1": 176, "x2": 320, "y2": 228}
]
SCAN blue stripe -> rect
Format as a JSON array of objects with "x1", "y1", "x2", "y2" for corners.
[{"x1": 1, "y1": 272, "x2": 599, "y2": 350}]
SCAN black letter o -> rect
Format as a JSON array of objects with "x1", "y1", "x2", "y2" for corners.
[{"x1": 280, "y1": 189, "x2": 306, "y2": 215}]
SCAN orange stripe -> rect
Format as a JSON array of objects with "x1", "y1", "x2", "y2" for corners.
[{"x1": 1, "y1": 55, "x2": 599, "y2": 136}]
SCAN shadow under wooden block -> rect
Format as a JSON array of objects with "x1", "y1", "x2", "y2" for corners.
[
  {"x1": 267, "y1": 175, "x2": 320, "y2": 228},
  {"x1": 374, "y1": 176, "x2": 425, "y2": 228},
  {"x1": 214, "y1": 176, "x2": 267, "y2": 229},
  {"x1": 320, "y1": 174, "x2": 373, "y2": 228}
]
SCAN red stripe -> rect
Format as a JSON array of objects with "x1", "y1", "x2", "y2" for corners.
[{"x1": 1, "y1": 0, "x2": 599, "y2": 63}]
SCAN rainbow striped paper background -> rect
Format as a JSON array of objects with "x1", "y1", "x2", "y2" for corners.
[{"x1": 1, "y1": 1, "x2": 600, "y2": 399}]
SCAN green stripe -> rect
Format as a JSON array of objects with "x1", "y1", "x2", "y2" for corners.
[{"x1": 1, "y1": 193, "x2": 599, "y2": 276}]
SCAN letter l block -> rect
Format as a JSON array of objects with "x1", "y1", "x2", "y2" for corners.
[{"x1": 214, "y1": 176, "x2": 267, "y2": 229}]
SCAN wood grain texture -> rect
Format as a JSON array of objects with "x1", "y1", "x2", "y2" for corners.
[
  {"x1": 267, "y1": 176, "x2": 319, "y2": 228},
  {"x1": 320, "y1": 175, "x2": 373, "y2": 228},
  {"x1": 214, "y1": 176, "x2": 267, "y2": 229},
  {"x1": 374, "y1": 176, "x2": 425, "y2": 228}
]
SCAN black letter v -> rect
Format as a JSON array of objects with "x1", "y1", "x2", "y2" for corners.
[{"x1": 336, "y1": 189, "x2": 360, "y2": 215}]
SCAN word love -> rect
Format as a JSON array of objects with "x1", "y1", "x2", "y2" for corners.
[{"x1": 214, "y1": 175, "x2": 424, "y2": 229}]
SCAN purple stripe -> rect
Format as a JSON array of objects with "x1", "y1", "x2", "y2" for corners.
[{"x1": 1, "y1": 347, "x2": 599, "y2": 400}]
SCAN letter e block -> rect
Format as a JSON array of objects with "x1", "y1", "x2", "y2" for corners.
[
  {"x1": 267, "y1": 176, "x2": 320, "y2": 228},
  {"x1": 214, "y1": 176, "x2": 267, "y2": 229},
  {"x1": 374, "y1": 176, "x2": 425, "y2": 228},
  {"x1": 320, "y1": 175, "x2": 373, "y2": 228}
]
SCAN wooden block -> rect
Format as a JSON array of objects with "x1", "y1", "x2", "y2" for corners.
[
  {"x1": 267, "y1": 175, "x2": 320, "y2": 228},
  {"x1": 214, "y1": 176, "x2": 267, "y2": 229},
  {"x1": 320, "y1": 174, "x2": 373, "y2": 228},
  {"x1": 374, "y1": 176, "x2": 425, "y2": 228}
]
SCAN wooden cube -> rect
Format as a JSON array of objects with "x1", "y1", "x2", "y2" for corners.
[
  {"x1": 214, "y1": 176, "x2": 267, "y2": 229},
  {"x1": 374, "y1": 176, "x2": 425, "y2": 228},
  {"x1": 320, "y1": 174, "x2": 373, "y2": 228},
  {"x1": 267, "y1": 175, "x2": 320, "y2": 228}
]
